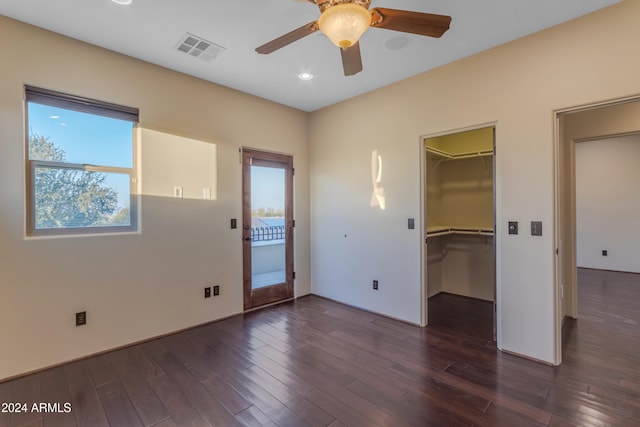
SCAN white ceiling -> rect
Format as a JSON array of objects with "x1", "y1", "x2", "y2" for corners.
[{"x1": 0, "y1": 0, "x2": 620, "y2": 112}]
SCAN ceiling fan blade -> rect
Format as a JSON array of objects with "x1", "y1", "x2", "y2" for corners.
[
  {"x1": 256, "y1": 21, "x2": 319, "y2": 54},
  {"x1": 370, "y1": 8, "x2": 451, "y2": 38},
  {"x1": 340, "y1": 42, "x2": 363, "y2": 76}
]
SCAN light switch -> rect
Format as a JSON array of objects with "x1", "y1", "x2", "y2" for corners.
[
  {"x1": 408, "y1": 218, "x2": 415, "y2": 230},
  {"x1": 508, "y1": 221, "x2": 518, "y2": 235},
  {"x1": 531, "y1": 221, "x2": 542, "y2": 236}
]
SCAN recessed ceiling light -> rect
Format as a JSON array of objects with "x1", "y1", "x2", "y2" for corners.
[
  {"x1": 112, "y1": 0, "x2": 132, "y2": 5},
  {"x1": 49, "y1": 115, "x2": 60, "y2": 119},
  {"x1": 298, "y1": 72, "x2": 314, "y2": 81}
]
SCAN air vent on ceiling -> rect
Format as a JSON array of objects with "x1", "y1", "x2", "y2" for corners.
[{"x1": 175, "y1": 33, "x2": 226, "y2": 62}]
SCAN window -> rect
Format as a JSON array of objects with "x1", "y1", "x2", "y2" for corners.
[{"x1": 25, "y1": 86, "x2": 139, "y2": 236}]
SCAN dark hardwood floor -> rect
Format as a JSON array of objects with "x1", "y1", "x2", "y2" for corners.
[
  {"x1": 428, "y1": 292, "x2": 494, "y2": 342},
  {"x1": 1, "y1": 268, "x2": 639, "y2": 426}
]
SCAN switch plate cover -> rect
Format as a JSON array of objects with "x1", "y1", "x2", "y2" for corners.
[
  {"x1": 531, "y1": 221, "x2": 543, "y2": 236},
  {"x1": 508, "y1": 221, "x2": 518, "y2": 235},
  {"x1": 203, "y1": 187, "x2": 212, "y2": 200},
  {"x1": 76, "y1": 311, "x2": 87, "y2": 326}
]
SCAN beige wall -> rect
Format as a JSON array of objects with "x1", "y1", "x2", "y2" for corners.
[
  {"x1": 0, "y1": 16, "x2": 310, "y2": 380},
  {"x1": 425, "y1": 151, "x2": 442, "y2": 298},
  {"x1": 440, "y1": 158, "x2": 493, "y2": 230},
  {"x1": 310, "y1": 1, "x2": 640, "y2": 363},
  {"x1": 440, "y1": 236, "x2": 495, "y2": 301}
]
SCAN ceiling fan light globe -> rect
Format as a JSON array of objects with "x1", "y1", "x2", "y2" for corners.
[{"x1": 318, "y1": 4, "x2": 371, "y2": 49}]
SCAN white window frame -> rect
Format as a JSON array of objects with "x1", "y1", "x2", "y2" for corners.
[{"x1": 25, "y1": 86, "x2": 139, "y2": 236}]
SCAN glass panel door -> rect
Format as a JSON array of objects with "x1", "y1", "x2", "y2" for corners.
[
  {"x1": 251, "y1": 165, "x2": 286, "y2": 289},
  {"x1": 242, "y1": 148, "x2": 294, "y2": 310}
]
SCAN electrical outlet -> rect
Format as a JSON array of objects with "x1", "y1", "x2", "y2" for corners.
[
  {"x1": 203, "y1": 187, "x2": 212, "y2": 200},
  {"x1": 602, "y1": 250, "x2": 608, "y2": 256},
  {"x1": 213, "y1": 285, "x2": 220, "y2": 296},
  {"x1": 173, "y1": 186, "x2": 183, "y2": 198},
  {"x1": 373, "y1": 280, "x2": 379, "y2": 290},
  {"x1": 75, "y1": 311, "x2": 86, "y2": 326},
  {"x1": 204, "y1": 287, "x2": 211, "y2": 298}
]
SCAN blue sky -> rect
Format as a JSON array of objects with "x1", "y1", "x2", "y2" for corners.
[
  {"x1": 251, "y1": 166, "x2": 284, "y2": 212},
  {"x1": 28, "y1": 103, "x2": 133, "y2": 167},
  {"x1": 28, "y1": 103, "x2": 134, "y2": 209}
]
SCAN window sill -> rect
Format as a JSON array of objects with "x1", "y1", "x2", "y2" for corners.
[{"x1": 24, "y1": 230, "x2": 142, "y2": 240}]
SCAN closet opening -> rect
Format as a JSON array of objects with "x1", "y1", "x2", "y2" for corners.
[{"x1": 422, "y1": 126, "x2": 496, "y2": 341}]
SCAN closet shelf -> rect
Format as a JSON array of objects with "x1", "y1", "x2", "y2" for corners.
[
  {"x1": 426, "y1": 226, "x2": 494, "y2": 238},
  {"x1": 425, "y1": 146, "x2": 494, "y2": 161}
]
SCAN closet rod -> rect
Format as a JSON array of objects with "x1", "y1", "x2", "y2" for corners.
[
  {"x1": 425, "y1": 147, "x2": 493, "y2": 160},
  {"x1": 426, "y1": 227, "x2": 494, "y2": 238}
]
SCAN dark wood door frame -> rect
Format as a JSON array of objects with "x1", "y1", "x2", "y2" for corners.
[{"x1": 242, "y1": 148, "x2": 294, "y2": 310}]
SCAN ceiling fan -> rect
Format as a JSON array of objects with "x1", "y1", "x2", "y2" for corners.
[{"x1": 256, "y1": 0, "x2": 452, "y2": 76}]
